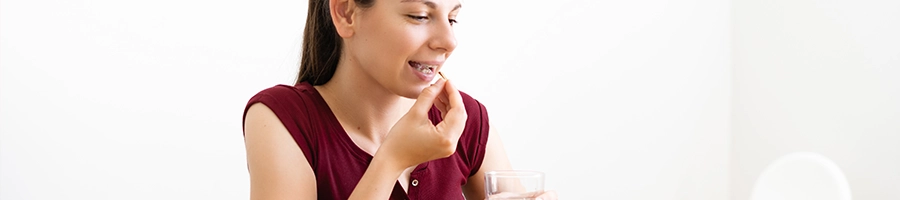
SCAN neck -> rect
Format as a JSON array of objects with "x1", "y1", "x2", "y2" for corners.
[{"x1": 314, "y1": 61, "x2": 415, "y2": 144}]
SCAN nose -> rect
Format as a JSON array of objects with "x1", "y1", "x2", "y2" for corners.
[{"x1": 428, "y1": 20, "x2": 457, "y2": 54}]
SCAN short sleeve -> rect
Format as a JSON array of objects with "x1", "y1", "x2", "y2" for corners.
[
  {"x1": 457, "y1": 91, "x2": 491, "y2": 177},
  {"x1": 242, "y1": 84, "x2": 317, "y2": 166}
]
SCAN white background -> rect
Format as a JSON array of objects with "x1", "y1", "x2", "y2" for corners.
[
  {"x1": 731, "y1": 0, "x2": 900, "y2": 199},
  {"x1": 0, "y1": 0, "x2": 895, "y2": 200}
]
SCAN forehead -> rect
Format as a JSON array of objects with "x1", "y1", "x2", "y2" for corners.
[{"x1": 396, "y1": 0, "x2": 462, "y2": 10}]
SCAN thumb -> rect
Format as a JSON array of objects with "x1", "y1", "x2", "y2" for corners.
[{"x1": 411, "y1": 78, "x2": 447, "y2": 113}]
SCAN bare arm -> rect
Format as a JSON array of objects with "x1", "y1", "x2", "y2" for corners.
[
  {"x1": 244, "y1": 103, "x2": 317, "y2": 200},
  {"x1": 462, "y1": 125, "x2": 514, "y2": 200}
]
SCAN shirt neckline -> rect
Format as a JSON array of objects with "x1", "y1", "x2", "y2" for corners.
[{"x1": 296, "y1": 82, "x2": 429, "y2": 193}]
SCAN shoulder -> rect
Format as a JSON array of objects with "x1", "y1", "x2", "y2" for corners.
[
  {"x1": 248, "y1": 83, "x2": 315, "y2": 104},
  {"x1": 242, "y1": 83, "x2": 321, "y2": 164},
  {"x1": 242, "y1": 83, "x2": 320, "y2": 130},
  {"x1": 242, "y1": 86, "x2": 319, "y2": 199},
  {"x1": 244, "y1": 83, "x2": 318, "y2": 113},
  {"x1": 458, "y1": 91, "x2": 488, "y2": 121}
]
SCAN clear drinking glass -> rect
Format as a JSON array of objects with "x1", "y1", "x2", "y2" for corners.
[{"x1": 484, "y1": 170, "x2": 545, "y2": 200}]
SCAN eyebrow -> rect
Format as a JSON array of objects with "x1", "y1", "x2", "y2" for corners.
[{"x1": 401, "y1": 0, "x2": 462, "y2": 12}]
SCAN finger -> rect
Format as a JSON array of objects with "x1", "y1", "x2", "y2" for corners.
[
  {"x1": 411, "y1": 78, "x2": 446, "y2": 113},
  {"x1": 442, "y1": 80, "x2": 466, "y2": 122},
  {"x1": 436, "y1": 80, "x2": 467, "y2": 136},
  {"x1": 442, "y1": 79, "x2": 465, "y2": 112},
  {"x1": 435, "y1": 108, "x2": 466, "y2": 136},
  {"x1": 436, "y1": 71, "x2": 450, "y2": 106},
  {"x1": 434, "y1": 96, "x2": 448, "y2": 119},
  {"x1": 536, "y1": 190, "x2": 558, "y2": 200},
  {"x1": 436, "y1": 88, "x2": 450, "y2": 118},
  {"x1": 438, "y1": 87, "x2": 450, "y2": 106}
]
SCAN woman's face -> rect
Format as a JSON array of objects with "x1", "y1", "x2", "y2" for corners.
[{"x1": 344, "y1": 0, "x2": 461, "y2": 98}]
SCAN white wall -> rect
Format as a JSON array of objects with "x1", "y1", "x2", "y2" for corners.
[
  {"x1": 1, "y1": 0, "x2": 731, "y2": 199},
  {"x1": 731, "y1": 0, "x2": 900, "y2": 199},
  {"x1": 1, "y1": 0, "x2": 305, "y2": 199},
  {"x1": 451, "y1": 0, "x2": 731, "y2": 199}
]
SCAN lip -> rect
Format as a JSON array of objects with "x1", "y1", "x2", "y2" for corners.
[
  {"x1": 408, "y1": 60, "x2": 444, "y2": 82},
  {"x1": 411, "y1": 60, "x2": 445, "y2": 67}
]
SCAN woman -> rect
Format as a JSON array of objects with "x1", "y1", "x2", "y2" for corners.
[{"x1": 242, "y1": 0, "x2": 557, "y2": 199}]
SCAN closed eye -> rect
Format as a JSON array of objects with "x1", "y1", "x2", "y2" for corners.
[{"x1": 407, "y1": 15, "x2": 428, "y2": 21}]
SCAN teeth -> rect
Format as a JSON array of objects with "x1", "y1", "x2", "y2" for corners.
[{"x1": 412, "y1": 62, "x2": 436, "y2": 74}]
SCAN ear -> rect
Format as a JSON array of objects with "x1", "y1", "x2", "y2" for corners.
[{"x1": 330, "y1": 0, "x2": 357, "y2": 38}]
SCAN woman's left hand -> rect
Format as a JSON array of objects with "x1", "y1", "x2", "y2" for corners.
[
  {"x1": 535, "y1": 190, "x2": 558, "y2": 200},
  {"x1": 486, "y1": 190, "x2": 557, "y2": 200}
]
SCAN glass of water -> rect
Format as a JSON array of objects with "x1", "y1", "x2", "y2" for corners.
[{"x1": 484, "y1": 170, "x2": 545, "y2": 200}]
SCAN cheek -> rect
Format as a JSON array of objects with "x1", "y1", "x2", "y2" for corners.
[
  {"x1": 377, "y1": 28, "x2": 419, "y2": 57},
  {"x1": 358, "y1": 24, "x2": 422, "y2": 69}
]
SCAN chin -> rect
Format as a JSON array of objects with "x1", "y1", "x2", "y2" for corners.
[{"x1": 395, "y1": 84, "x2": 429, "y2": 99}]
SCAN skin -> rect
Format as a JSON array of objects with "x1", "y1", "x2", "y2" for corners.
[{"x1": 243, "y1": 0, "x2": 557, "y2": 199}]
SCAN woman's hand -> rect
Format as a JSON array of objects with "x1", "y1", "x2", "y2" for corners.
[
  {"x1": 377, "y1": 78, "x2": 468, "y2": 168},
  {"x1": 535, "y1": 190, "x2": 558, "y2": 200},
  {"x1": 486, "y1": 190, "x2": 558, "y2": 200}
]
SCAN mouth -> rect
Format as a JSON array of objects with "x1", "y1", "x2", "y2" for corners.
[{"x1": 409, "y1": 61, "x2": 437, "y2": 75}]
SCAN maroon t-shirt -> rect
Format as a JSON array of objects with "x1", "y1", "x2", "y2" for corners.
[{"x1": 242, "y1": 82, "x2": 490, "y2": 200}]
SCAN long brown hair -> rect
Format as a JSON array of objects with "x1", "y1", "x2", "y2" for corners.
[{"x1": 296, "y1": 0, "x2": 375, "y2": 85}]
